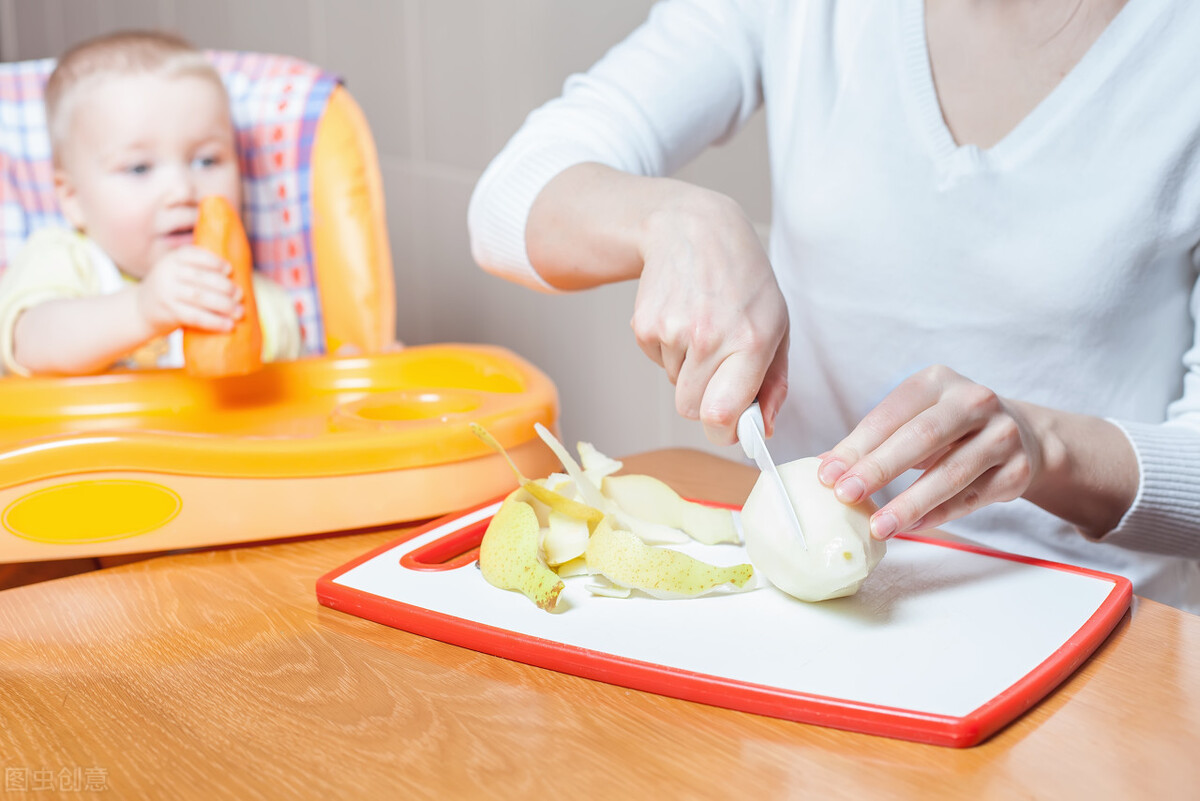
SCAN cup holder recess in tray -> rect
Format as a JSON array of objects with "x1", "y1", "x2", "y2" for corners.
[{"x1": 329, "y1": 388, "x2": 484, "y2": 432}]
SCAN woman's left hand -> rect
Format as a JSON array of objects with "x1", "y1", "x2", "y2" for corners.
[{"x1": 816, "y1": 365, "x2": 1045, "y2": 540}]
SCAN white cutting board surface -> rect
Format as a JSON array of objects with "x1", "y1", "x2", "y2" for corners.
[{"x1": 321, "y1": 501, "x2": 1129, "y2": 744}]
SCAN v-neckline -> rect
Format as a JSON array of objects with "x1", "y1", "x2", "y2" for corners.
[{"x1": 900, "y1": 0, "x2": 1165, "y2": 168}]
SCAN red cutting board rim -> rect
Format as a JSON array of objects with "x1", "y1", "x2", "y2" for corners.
[{"x1": 316, "y1": 495, "x2": 1132, "y2": 748}]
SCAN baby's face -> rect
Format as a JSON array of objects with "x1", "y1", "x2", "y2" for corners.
[{"x1": 55, "y1": 71, "x2": 241, "y2": 279}]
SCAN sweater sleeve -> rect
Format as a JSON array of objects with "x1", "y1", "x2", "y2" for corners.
[
  {"x1": 1100, "y1": 250, "x2": 1200, "y2": 558},
  {"x1": 0, "y1": 229, "x2": 97, "y2": 376},
  {"x1": 467, "y1": 0, "x2": 766, "y2": 292}
]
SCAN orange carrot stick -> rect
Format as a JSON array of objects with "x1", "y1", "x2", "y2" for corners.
[{"x1": 183, "y1": 196, "x2": 263, "y2": 378}]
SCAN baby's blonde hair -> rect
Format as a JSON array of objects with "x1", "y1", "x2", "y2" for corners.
[{"x1": 45, "y1": 30, "x2": 228, "y2": 164}]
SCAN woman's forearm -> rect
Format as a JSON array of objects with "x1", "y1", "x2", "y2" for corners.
[
  {"x1": 1012, "y1": 399, "x2": 1140, "y2": 537},
  {"x1": 12, "y1": 288, "x2": 157, "y2": 375},
  {"x1": 526, "y1": 162, "x2": 724, "y2": 290}
]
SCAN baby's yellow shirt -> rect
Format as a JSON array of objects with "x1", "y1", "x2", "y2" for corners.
[{"x1": 0, "y1": 228, "x2": 302, "y2": 376}]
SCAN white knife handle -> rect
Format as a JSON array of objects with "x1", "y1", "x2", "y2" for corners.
[{"x1": 737, "y1": 402, "x2": 766, "y2": 460}]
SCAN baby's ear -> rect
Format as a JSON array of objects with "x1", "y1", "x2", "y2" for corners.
[{"x1": 54, "y1": 168, "x2": 85, "y2": 231}]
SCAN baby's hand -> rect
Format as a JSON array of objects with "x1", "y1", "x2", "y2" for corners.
[{"x1": 137, "y1": 246, "x2": 243, "y2": 335}]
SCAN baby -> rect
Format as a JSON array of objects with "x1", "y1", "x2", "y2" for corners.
[{"x1": 0, "y1": 30, "x2": 300, "y2": 376}]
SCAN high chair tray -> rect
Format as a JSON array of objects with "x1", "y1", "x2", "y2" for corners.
[
  {"x1": 0, "y1": 344, "x2": 559, "y2": 561},
  {"x1": 317, "y1": 499, "x2": 1132, "y2": 748}
]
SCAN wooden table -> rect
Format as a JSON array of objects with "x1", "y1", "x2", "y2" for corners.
[{"x1": 1, "y1": 449, "x2": 1197, "y2": 799}]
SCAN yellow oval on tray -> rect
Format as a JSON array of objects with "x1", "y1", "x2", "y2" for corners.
[{"x1": 3, "y1": 479, "x2": 181, "y2": 544}]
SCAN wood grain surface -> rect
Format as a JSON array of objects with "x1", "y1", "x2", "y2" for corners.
[{"x1": 0, "y1": 449, "x2": 1197, "y2": 800}]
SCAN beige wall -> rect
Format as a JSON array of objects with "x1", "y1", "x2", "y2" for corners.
[{"x1": 0, "y1": 0, "x2": 770, "y2": 462}]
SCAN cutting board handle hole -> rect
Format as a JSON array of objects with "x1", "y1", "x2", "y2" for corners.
[{"x1": 400, "y1": 518, "x2": 490, "y2": 571}]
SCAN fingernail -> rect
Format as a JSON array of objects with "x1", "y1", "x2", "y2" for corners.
[
  {"x1": 818, "y1": 459, "x2": 845, "y2": 486},
  {"x1": 234, "y1": 303, "x2": 244, "y2": 319},
  {"x1": 871, "y1": 510, "x2": 898, "y2": 540},
  {"x1": 835, "y1": 475, "x2": 865, "y2": 503}
]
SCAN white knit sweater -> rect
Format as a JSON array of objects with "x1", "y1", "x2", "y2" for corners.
[{"x1": 468, "y1": 0, "x2": 1200, "y2": 612}]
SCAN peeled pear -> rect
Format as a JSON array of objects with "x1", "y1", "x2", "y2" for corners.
[
  {"x1": 740, "y1": 457, "x2": 885, "y2": 602},
  {"x1": 602, "y1": 473, "x2": 739, "y2": 545},
  {"x1": 479, "y1": 496, "x2": 564, "y2": 611},
  {"x1": 585, "y1": 519, "x2": 754, "y2": 600}
]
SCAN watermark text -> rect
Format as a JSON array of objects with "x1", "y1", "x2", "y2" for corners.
[{"x1": 4, "y1": 766, "x2": 108, "y2": 793}]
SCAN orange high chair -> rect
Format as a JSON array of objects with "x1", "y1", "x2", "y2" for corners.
[{"x1": 0, "y1": 53, "x2": 560, "y2": 570}]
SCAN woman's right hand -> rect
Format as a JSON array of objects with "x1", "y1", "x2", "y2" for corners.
[
  {"x1": 632, "y1": 187, "x2": 789, "y2": 445},
  {"x1": 522, "y1": 165, "x2": 790, "y2": 445}
]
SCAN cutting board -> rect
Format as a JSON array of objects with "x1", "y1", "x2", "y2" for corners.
[{"x1": 317, "y1": 498, "x2": 1131, "y2": 747}]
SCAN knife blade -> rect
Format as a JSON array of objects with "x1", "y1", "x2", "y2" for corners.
[{"x1": 737, "y1": 402, "x2": 808, "y2": 550}]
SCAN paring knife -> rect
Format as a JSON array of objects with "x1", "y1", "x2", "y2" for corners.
[{"x1": 737, "y1": 402, "x2": 808, "y2": 550}]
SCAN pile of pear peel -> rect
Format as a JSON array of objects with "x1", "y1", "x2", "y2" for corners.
[{"x1": 472, "y1": 423, "x2": 753, "y2": 612}]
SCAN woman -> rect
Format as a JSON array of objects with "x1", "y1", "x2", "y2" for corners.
[{"x1": 468, "y1": 0, "x2": 1200, "y2": 612}]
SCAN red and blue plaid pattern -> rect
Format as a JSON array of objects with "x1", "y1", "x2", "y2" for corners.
[{"x1": 0, "y1": 51, "x2": 340, "y2": 355}]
